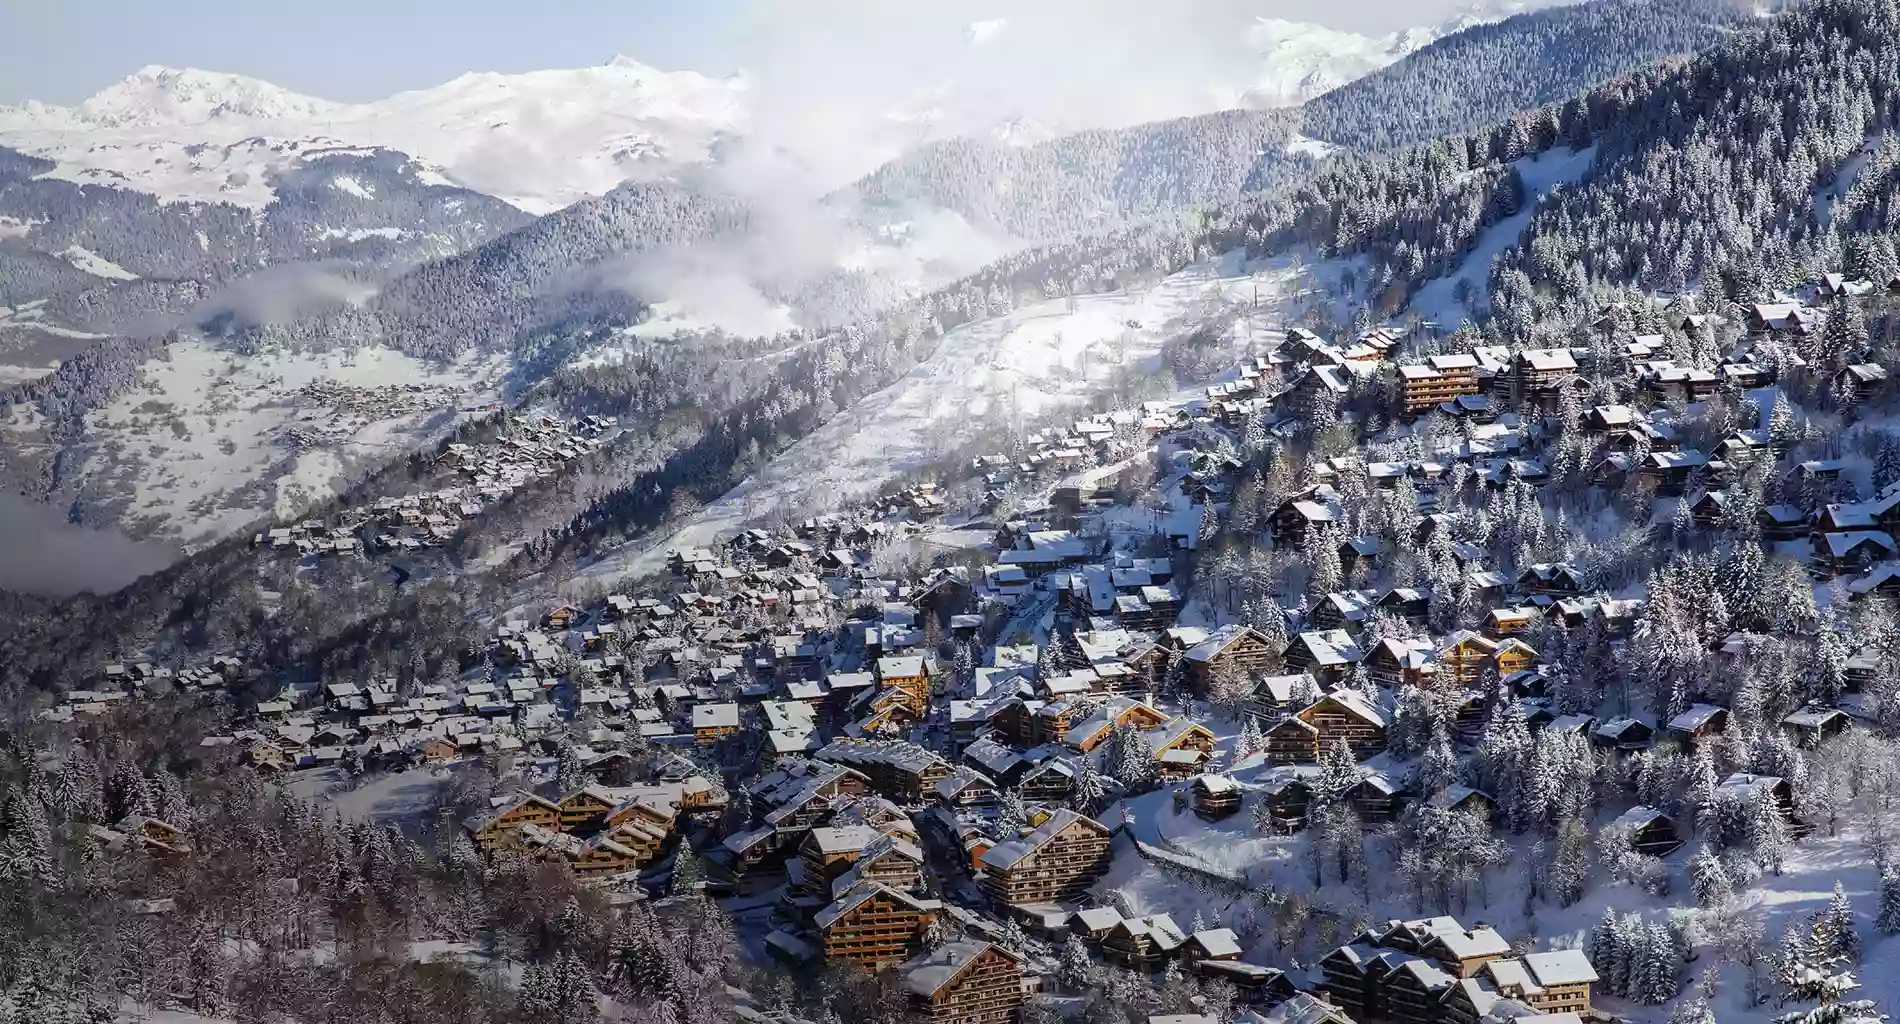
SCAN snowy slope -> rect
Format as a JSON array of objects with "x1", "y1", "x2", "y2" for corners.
[
  {"x1": 0, "y1": 61, "x2": 748, "y2": 213},
  {"x1": 572, "y1": 250, "x2": 1328, "y2": 587},
  {"x1": 1241, "y1": 2, "x2": 1532, "y2": 106}
]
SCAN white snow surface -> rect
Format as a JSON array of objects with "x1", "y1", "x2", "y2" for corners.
[
  {"x1": 70, "y1": 340, "x2": 502, "y2": 551},
  {"x1": 1240, "y1": 1, "x2": 1529, "y2": 106},
  {"x1": 0, "y1": 61, "x2": 748, "y2": 212},
  {"x1": 58, "y1": 244, "x2": 140, "y2": 281},
  {"x1": 575, "y1": 250, "x2": 1314, "y2": 586}
]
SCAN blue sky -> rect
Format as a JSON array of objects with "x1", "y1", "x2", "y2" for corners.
[{"x1": 0, "y1": 0, "x2": 1462, "y2": 105}]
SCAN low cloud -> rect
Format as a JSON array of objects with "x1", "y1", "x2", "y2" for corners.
[
  {"x1": 189, "y1": 260, "x2": 377, "y2": 331},
  {"x1": 0, "y1": 493, "x2": 178, "y2": 597}
]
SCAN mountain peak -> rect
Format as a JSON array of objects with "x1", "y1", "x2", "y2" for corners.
[{"x1": 77, "y1": 65, "x2": 338, "y2": 127}]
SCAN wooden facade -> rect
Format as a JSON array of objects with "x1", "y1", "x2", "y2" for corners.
[
  {"x1": 901, "y1": 941, "x2": 1025, "y2": 1024},
  {"x1": 817, "y1": 882, "x2": 939, "y2": 969},
  {"x1": 978, "y1": 809, "x2": 1113, "y2": 907}
]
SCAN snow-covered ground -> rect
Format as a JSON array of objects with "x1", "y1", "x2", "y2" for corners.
[
  {"x1": 59, "y1": 244, "x2": 140, "y2": 280},
  {"x1": 63, "y1": 340, "x2": 503, "y2": 550},
  {"x1": 0, "y1": 61, "x2": 747, "y2": 212},
  {"x1": 570, "y1": 251, "x2": 1314, "y2": 587},
  {"x1": 1409, "y1": 145, "x2": 1598, "y2": 324}
]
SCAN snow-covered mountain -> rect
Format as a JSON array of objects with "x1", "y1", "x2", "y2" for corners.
[
  {"x1": 0, "y1": 5, "x2": 1545, "y2": 214},
  {"x1": 0, "y1": 60, "x2": 747, "y2": 213},
  {"x1": 1241, "y1": 3, "x2": 1530, "y2": 107}
]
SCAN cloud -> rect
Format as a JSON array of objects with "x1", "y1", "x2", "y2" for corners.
[
  {"x1": 188, "y1": 260, "x2": 377, "y2": 330},
  {"x1": 0, "y1": 493, "x2": 177, "y2": 596},
  {"x1": 965, "y1": 18, "x2": 1009, "y2": 47}
]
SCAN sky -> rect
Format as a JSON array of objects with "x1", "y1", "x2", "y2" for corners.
[{"x1": 0, "y1": 0, "x2": 1488, "y2": 106}]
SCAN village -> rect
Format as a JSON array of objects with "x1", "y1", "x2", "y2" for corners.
[
  {"x1": 251, "y1": 412, "x2": 617, "y2": 557},
  {"x1": 50, "y1": 268, "x2": 1900, "y2": 1024}
]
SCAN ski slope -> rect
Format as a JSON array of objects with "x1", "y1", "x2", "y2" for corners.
[{"x1": 574, "y1": 251, "x2": 1314, "y2": 587}]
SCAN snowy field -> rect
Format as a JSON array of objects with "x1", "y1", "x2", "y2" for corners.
[
  {"x1": 63, "y1": 340, "x2": 504, "y2": 550},
  {"x1": 0, "y1": 300, "x2": 106, "y2": 383},
  {"x1": 570, "y1": 251, "x2": 1320, "y2": 587}
]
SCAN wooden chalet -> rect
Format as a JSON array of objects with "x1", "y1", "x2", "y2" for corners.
[
  {"x1": 465, "y1": 794, "x2": 563, "y2": 854},
  {"x1": 1190, "y1": 774, "x2": 1242, "y2": 820},
  {"x1": 1666, "y1": 703, "x2": 1728, "y2": 747},
  {"x1": 1479, "y1": 950, "x2": 1600, "y2": 1017},
  {"x1": 1182, "y1": 625, "x2": 1282, "y2": 693},
  {"x1": 899, "y1": 940, "x2": 1025, "y2": 1024},
  {"x1": 1267, "y1": 490, "x2": 1341, "y2": 549},
  {"x1": 817, "y1": 881, "x2": 941, "y2": 969},
  {"x1": 1609, "y1": 806, "x2": 1683, "y2": 857},
  {"x1": 1782, "y1": 704, "x2": 1850, "y2": 746},
  {"x1": 978, "y1": 809, "x2": 1113, "y2": 907},
  {"x1": 1103, "y1": 913, "x2": 1189, "y2": 971}
]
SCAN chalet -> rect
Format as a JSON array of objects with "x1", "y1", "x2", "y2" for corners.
[
  {"x1": 816, "y1": 881, "x2": 942, "y2": 969},
  {"x1": 465, "y1": 794, "x2": 563, "y2": 853},
  {"x1": 1517, "y1": 563, "x2": 1586, "y2": 598},
  {"x1": 1147, "y1": 719, "x2": 1219, "y2": 778},
  {"x1": 1246, "y1": 672, "x2": 1321, "y2": 720},
  {"x1": 1666, "y1": 704, "x2": 1728, "y2": 746},
  {"x1": 1295, "y1": 691, "x2": 1388, "y2": 760},
  {"x1": 1282, "y1": 630, "x2": 1363, "y2": 685},
  {"x1": 978, "y1": 808, "x2": 1113, "y2": 907},
  {"x1": 692, "y1": 702, "x2": 741, "y2": 745},
  {"x1": 1256, "y1": 770, "x2": 1316, "y2": 832},
  {"x1": 1018, "y1": 757, "x2": 1078, "y2": 806},
  {"x1": 1434, "y1": 631, "x2": 1498, "y2": 687},
  {"x1": 115, "y1": 815, "x2": 191, "y2": 856},
  {"x1": 1817, "y1": 531, "x2": 1897, "y2": 575},
  {"x1": 1070, "y1": 906, "x2": 1124, "y2": 942},
  {"x1": 1782, "y1": 704, "x2": 1850, "y2": 746},
  {"x1": 1748, "y1": 302, "x2": 1817, "y2": 335},
  {"x1": 1190, "y1": 774, "x2": 1242, "y2": 820},
  {"x1": 1181, "y1": 625, "x2": 1283, "y2": 692},
  {"x1": 1514, "y1": 348, "x2": 1580, "y2": 403},
  {"x1": 1268, "y1": 491, "x2": 1341, "y2": 549},
  {"x1": 1103, "y1": 913, "x2": 1189, "y2": 971},
  {"x1": 1338, "y1": 626, "x2": 1412, "y2": 679},
  {"x1": 1609, "y1": 806, "x2": 1683, "y2": 857},
  {"x1": 1479, "y1": 950, "x2": 1600, "y2": 1017},
  {"x1": 1398, "y1": 354, "x2": 1481, "y2": 415},
  {"x1": 1343, "y1": 771, "x2": 1407, "y2": 822},
  {"x1": 899, "y1": 940, "x2": 1025, "y2": 1024},
  {"x1": 1836, "y1": 363, "x2": 1889, "y2": 402},
  {"x1": 1261, "y1": 716, "x2": 1322, "y2": 765},
  {"x1": 1719, "y1": 773, "x2": 1801, "y2": 832},
  {"x1": 1592, "y1": 717, "x2": 1653, "y2": 752},
  {"x1": 935, "y1": 768, "x2": 1000, "y2": 809}
]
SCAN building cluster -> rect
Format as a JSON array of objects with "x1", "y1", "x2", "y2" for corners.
[
  {"x1": 1319, "y1": 917, "x2": 1599, "y2": 1024},
  {"x1": 75, "y1": 269, "x2": 1900, "y2": 1024},
  {"x1": 254, "y1": 414, "x2": 614, "y2": 556}
]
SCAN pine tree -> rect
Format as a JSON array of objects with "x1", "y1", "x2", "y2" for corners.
[
  {"x1": 999, "y1": 919, "x2": 1028, "y2": 954},
  {"x1": 1637, "y1": 920, "x2": 1681, "y2": 1005},
  {"x1": 1819, "y1": 881, "x2": 1861, "y2": 963},
  {"x1": 1879, "y1": 871, "x2": 1900, "y2": 936},
  {"x1": 1690, "y1": 845, "x2": 1733, "y2": 908},
  {"x1": 1058, "y1": 934, "x2": 1095, "y2": 990},
  {"x1": 556, "y1": 742, "x2": 585, "y2": 794},
  {"x1": 1587, "y1": 907, "x2": 1620, "y2": 980},
  {"x1": 1316, "y1": 738, "x2": 1361, "y2": 805},
  {"x1": 1751, "y1": 785, "x2": 1790, "y2": 876},
  {"x1": 1548, "y1": 816, "x2": 1589, "y2": 907}
]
